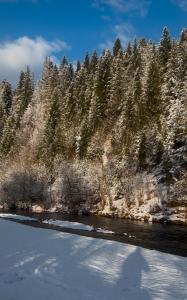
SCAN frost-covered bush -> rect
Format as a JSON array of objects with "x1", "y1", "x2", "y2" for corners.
[
  {"x1": 50, "y1": 161, "x2": 101, "y2": 212},
  {"x1": 0, "y1": 164, "x2": 48, "y2": 209}
]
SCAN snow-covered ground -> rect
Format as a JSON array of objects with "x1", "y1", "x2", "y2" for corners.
[
  {"x1": 0, "y1": 213, "x2": 36, "y2": 221},
  {"x1": 96, "y1": 228, "x2": 114, "y2": 234},
  {"x1": 43, "y1": 219, "x2": 94, "y2": 231},
  {"x1": 0, "y1": 219, "x2": 187, "y2": 300},
  {"x1": 43, "y1": 219, "x2": 115, "y2": 234}
]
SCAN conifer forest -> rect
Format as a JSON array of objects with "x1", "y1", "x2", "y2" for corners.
[{"x1": 0, "y1": 28, "x2": 187, "y2": 224}]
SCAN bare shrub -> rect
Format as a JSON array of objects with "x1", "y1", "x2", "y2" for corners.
[
  {"x1": 51, "y1": 161, "x2": 101, "y2": 212},
  {"x1": 0, "y1": 163, "x2": 48, "y2": 210}
]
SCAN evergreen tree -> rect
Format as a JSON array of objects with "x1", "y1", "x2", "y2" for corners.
[
  {"x1": 113, "y1": 38, "x2": 122, "y2": 56},
  {"x1": 75, "y1": 60, "x2": 81, "y2": 75},
  {"x1": 90, "y1": 50, "x2": 98, "y2": 74},
  {"x1": 0, "y1": 80, "x2": 13, "y2": 136},
  {"x1": 83, "y1": 52, "x2": 90, "y2": 72},
  {"x1": 179, "y1": 29, "x2": 187, "y2": 45},
  {"x1": 109, "y1": 50, "x2": 124, "y2": 123},
  {"x1": 0, "y1": 68, "x2": 34, "y2": 155},
  {"x1": 88, "y1": 49, "x2": 112, "y2": 131},
  {"x1": 0, "y1": 80, "x2": 13, "y2": 115},
  {"x1": 0, "y1": 27, "x2": 186, "y2": 188},
  {"x1": 159, "y1": 27, "x2": 172, "y2": 68},
  {"x1": 40, "y1": 57, "x2": 58, "y2": 95},
  {"x1": 125, "y1": 92, "x2": 136, "y2": 133},
  {"x1": 138, "y1": 133, "x2": 147, "y2": 170},
  {"x1": 59, "y1": 58, "x2": 74, "y2": 95},
  {"x1": 126, "y1": 42, "x2": 132, "y2": 56},
  {"x1": 146, "y1": 56, "x2": 162, "y2": 122},
  {"x1": 39, "y1": 88, "x2": 62, "y2": 166}
]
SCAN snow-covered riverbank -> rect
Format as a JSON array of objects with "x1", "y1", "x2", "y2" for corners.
[{"x1": 0, "y1": 219, "x2": 187, "y2": 300}]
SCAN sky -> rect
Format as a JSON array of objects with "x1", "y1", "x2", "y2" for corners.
[{"x1": 0, "y1": 0, "x2": 187, "y2": 83}]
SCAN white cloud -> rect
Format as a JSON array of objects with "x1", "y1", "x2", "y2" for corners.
[
  {"x1": 173, "y1": 0, "x2": 187, "y2": 10},
  {"x1": 99, "y1": 22, "x2": 134, "y2": 50},
  {"x1": 114, "y1": 23, "x2": 134, "y2": 44},
  {"x1": 94, "y1": 0, "x2": 151, "y2": 16},
  {"x1": 99, "y1": 40, "x2": 114, "y2": 50},
  {"x1": 0, "y1": 36, "x2": 71, "y2": 83}
]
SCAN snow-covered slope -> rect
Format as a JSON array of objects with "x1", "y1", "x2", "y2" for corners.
[{"x1": 0, "y1": 219, "x2": 187, "y2": 300}]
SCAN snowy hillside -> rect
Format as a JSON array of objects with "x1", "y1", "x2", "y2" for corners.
[{"x1": 0, "y1": 28, "x2": 187, "y2": 224}]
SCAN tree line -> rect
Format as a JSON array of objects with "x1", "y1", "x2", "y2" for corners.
[{"x1": 0, "y1": 27, "x2": 186, "y2": 197}]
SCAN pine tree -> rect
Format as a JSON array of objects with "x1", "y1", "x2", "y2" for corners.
[
  {"x1": 125, "y1": 91, "x2": 136, "y2": 133},
  {"x1": 132, "y1": 39, "x2": 140, "y2": 69},
  {"x1": 126, "y1": 42, "x2": 132, "y2": 56},
  {"x1": 145, "y1": 56, "x2": 162, "y2": 122},
  {"x1": 88, "y1": 49, "x2": 112, "y2": 131},
  {"x1": 59, "y1": 57, "x2": 74, "y2": 95},
  {"x1": 159, "y1": 27, "x2": 172, "y2": 69},
  {"x1": 0, "y1": 80, "x2": 13, "y2": 115},
  {"x1": 179, "y1": 29, "x2": 187, "y2": 45},
  {"x1": 138, "y1": 133, "x2": 147, "y2": 170},
  {"x1": 83, "y1": 52, "x2": 90, "y2": 72},
  {"x1": 108, "y1": 50, "x2": 124, "y2": 124},
  {"x1": 40, "y1": 57, "x2": 58, "y2": 96},
  {"x1": 113, "y1": 38, "x2": 122, "y2": 56},
  {"x1": 39, "y1": 88, "x2": 62, "y2": 166},
  {"x1": 162, "y1": 44, "x2": 180, "y2": 150},
  {"x1": 134, "y1": 68, "x2": 144, "y2": 130},
  {"x1": 0, "y1": 68, "x2": 34, "y2": 155},
  {"x1": 90, "y1": 50, "x2": 98, "y2": 74},
  {"x1": 75, "y1": 60, "x2": 81, "y2": 75},
  {"x1": 0, "y1": 80, "x2": 13, "y2": 136}
]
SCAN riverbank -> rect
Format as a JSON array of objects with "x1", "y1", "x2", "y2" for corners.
[
  {"x1": 1, "y1": 203, "x2": 187, "y2": 226},
  {"x1": 0, "y1": 218, "x2": 187, "y2": 300},
  {"x1": 1, "y1": 212, "x2": 187, "y2": 257}
]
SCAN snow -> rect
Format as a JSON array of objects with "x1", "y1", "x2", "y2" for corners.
[
  {"x1": 0, "y1": 219, "x2": 187, "y2": 300},
  {"x1": 43, "y1": 219, "x2": 94, "y2": 231},
  {"x1": 43, "y1": 219, "x2": 115, "y2": 234},
  {"x1": 0, "y1": 214, "x2": 114, "y2": 233},
  {"x1": 0, "y1": 213, "x2": 36, "y2": 221},
  {"x1": 96, "y1": 228, "x2": 114, "y2": 234},
  {"x1": 47, "y1": 207, "x2": 58, "y2": 212},
  {"x1": 123, "y1": 233, "x2": 136, "y2": 238}
]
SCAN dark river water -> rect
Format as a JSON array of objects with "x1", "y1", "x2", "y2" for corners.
[{"x1": 1, "y1": 210, "x2": 187, "y2": 257}]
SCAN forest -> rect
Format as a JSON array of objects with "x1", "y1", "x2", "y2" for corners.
[{"x1": 0, "y1": 27, "x2": 186, "y2": 223}]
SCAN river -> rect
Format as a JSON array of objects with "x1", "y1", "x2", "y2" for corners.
[{"x1": 1, "y1": 210, "x2": 187, "y2": 257}]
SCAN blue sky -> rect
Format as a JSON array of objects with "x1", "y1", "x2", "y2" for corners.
[{"x1": 0, "y1": 0, "x2": 187, "y2": 83}]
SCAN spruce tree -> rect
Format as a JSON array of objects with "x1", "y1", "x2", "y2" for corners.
[
  {"x1": 159, "y1": 27, "x2": 172, "y2": 68},
  {"x1": 0, "y1": 80, "x2": 13, "y2": 136},
  {"x1": 146, "y1": 56, "x2": 162, "y2": 122},
  {"x1": 83, "y1": 52, "x2": 90, "y2": 72},
  {"x1": 113, "y1": 38, "x2": 122, "y2": 56},
  {"x1": 90, "y1": 50, "x2": 98, "y2": 74},
  {"x1": 0, "y1": 68, "x2": 34, "y2": 155},
  {"x1": 138, "y1": 133, "x2": 147, "y2": 170},
  {"x1": 179, "y1": 29, "x2": 187, "y2": 45},
  {"x1": 126, "y1": 42, "x2": 132, "y2": 56},
  {"x1": 40, "y1": 88, "x2": 62, "y2": 166},
  {"x1": 0, "y1": 80, "x2": 12, "y2": 115},
  {"x1": 75, "y1": 60, "x2": 81, "y2": 75},
  {"x1": 59, "y1": 58, "x2": 74, "y2": 95},
  {"x1": 109, "y1": 49, "x2": 124, "y2": 125},
  {"x1": 88, "y1": 49, "x2": 112, "y2": 131}
]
